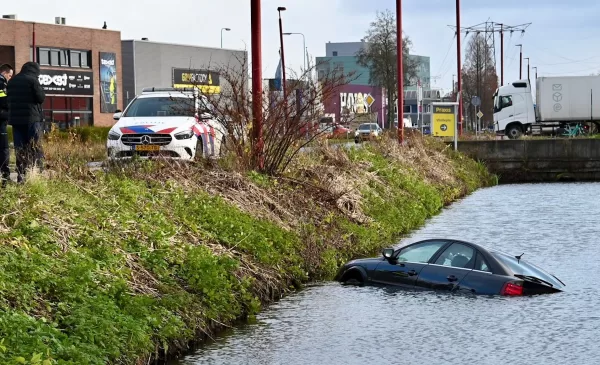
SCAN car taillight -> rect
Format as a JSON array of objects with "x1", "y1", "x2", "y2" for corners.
[{"x1": 501, "y1": 282, "x2": 523, "y2": 296}]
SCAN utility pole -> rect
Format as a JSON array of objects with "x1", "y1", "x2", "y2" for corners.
[
  {"x1": 455, "y1": 0, "x2": 462, "y2": 136},
  {"x1": 516, "y1": 44, "x2": 523, "y2": 79},
  {"x1": 499, "y1": 23, "x2": 504, "y2": 85},
  {"x1": 250, "y1": 0, "x2": 263, "y2": 169},
  {"x1": 277, "y1": 7, "x2": 287, "y2": 101},
  {"x1": 525, "y1": 57, "x2": 530, "y2": 81},
  {"x1": 396, "y1": 0, "x2": 404, "y2": 144}
]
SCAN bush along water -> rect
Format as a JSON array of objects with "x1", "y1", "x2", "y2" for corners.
[{"x1": 0, "y1": 133, "x2": 496, "y2": 364}]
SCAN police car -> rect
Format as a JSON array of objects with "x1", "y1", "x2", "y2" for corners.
[{"x1": 106, "y1": 87, "x2": 225, "y2": 160}]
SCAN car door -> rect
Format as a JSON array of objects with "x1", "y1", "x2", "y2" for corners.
[
  {"x1": 373, "y1": 240, "x2": 449, "y2": 288},
  {"x1": 416, "y1": 241, "x2": 476, "y2": 292}
]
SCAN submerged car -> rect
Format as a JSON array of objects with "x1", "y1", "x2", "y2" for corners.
[
  {"x1": 107, "y1": 87, "x2": 225, "y2": 160},
  {"x1": 335, "y1": 238, "x2": 565, "y2": 296}
]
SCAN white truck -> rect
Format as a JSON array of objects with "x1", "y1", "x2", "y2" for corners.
[{"x1": 493, "y1": 76, "x2": 600, "y2": 138}]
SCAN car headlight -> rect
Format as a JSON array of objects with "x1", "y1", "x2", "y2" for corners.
[
  {"x1": 174, "y1": 130, "x2": 194, "y2": 140},
  {"x1": 108, "y1": 131, "x2": 121, "y2": 140}
]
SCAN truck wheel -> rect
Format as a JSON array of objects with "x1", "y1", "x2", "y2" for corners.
[{"x1": 506, "y1": 125, "x2": 523, "y2": 139}]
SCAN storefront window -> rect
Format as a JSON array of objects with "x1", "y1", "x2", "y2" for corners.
[{"x1": 43, "y1": 96, "x2": 94, "y2": 128}]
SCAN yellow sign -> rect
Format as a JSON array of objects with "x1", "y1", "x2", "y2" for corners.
[
  {"x1": 432, "y1": 105, "x2": 456, "y2": 137},
  {"x1": 173, "y1": 84, "x2": 221, "y2": 94}
]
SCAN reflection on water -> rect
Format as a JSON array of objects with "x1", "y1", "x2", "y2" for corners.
[{"x1": 174, "y1": 183, "x2": 600, "y2": 365}]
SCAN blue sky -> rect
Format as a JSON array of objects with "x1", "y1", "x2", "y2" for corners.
[{"x1": 5, "y1": 0, "x2": 600, "y2": 94}]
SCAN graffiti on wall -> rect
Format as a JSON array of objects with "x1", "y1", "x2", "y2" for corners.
[{"x1": 340, "y1": 92, "x2": 375, "y2": 115}]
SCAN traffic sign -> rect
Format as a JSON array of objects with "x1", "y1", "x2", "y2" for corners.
[
  {"x1": 471, "y1": 96, "x2": 481, "y2": 107},
  {"x1": 432, "y1": 105, "x2": 456, "y2": 137},
  {"x1": 477, "y1": 110, "x2": 484, "y2": 119}
]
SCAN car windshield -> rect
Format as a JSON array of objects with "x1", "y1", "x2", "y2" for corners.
[
  {"x1": 123, "y1": 97, "x2": 195, "y2": 117},
  {"x1": 491, "y1": 251, "x2": 564, "y2": 288},
  {"x1": 358, "y1": 124, "x2": 375, "y2": 131}
]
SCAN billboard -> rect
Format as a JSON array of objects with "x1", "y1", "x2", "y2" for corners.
[
  {"x1": 38, "y1": 69, "x2": 93, "y2": 96},
  {"x1": 99, "y1": 52, "x2": 118, "y2": 113},
  {"x1": 172, "y1": 68, "x2": 221, "y2": 94},
  {"x1": 322, "y1": 84, "x2": 384, "y2": 126}
]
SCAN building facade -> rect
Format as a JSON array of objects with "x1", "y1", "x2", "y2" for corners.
[
  {"x1": 0, "y1": 16, "x2": 123, "y2": 127},
  {"x1": 121, "y1": 40, "x2": 248, "y2": 107},
  {"x1": 319, "y1": 41, "x2": 431, "y2": 90}
]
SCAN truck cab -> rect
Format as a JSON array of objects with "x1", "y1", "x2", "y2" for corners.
[{"x1": 493, "y1": 80, "x2": 536, "y2": 139}]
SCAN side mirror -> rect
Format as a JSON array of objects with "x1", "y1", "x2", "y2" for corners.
[
  {"x1": 382, "y1": 248, "x2": 395, "y2": 260},
  {"x1": 199, "y1": 112, "x2": 212, "y2": 120},
  {"x1": 113, "y1": 112, "x2": 122, "y2": 121},
  {"x1": 115, "y1": 109, "x2": 122, "y2": 113}
]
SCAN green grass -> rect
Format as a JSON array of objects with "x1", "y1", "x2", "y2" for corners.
[{"x1": 0, "y1": 135, "x2": 496, "y2": 364}]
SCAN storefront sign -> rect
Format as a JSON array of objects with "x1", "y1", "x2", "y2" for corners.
[
  {"x1": 38, "y1": 69, "x2": 93, "y2": 96},
  {"x1": 99, "y1": 52, "x2": 118, "y2": 113},
  {"x1": 172, "y1": 68, "x2": 221, "y2": 94}
]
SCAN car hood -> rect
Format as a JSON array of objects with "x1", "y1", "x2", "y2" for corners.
[{"x1": 113, "y1": 117, "x2": 196, "y2": 135}]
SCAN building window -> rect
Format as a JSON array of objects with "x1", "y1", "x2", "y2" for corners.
[
  {"x1": 332, "y1": 51, "x2": 338, "y2": 56},
  {"x1": 35, "y1": 47, "x2": 91, "y2": 68},
  {"x1": 80, "y1": 52, "x2": 89, "y2": 68},
  {"x1": 50, "y1": 50, "x2": 60, "y2": 66},
  {"x1": 38, "y1": 48, "x2": 50, "y2": 66},
  {"x1": 43, "y1": 96, "x2": 94, "y2": 128},
  {"x1": 70, "y1": 51, "x2": 80, "y2": 67},
  {"x1": 60, "y1": 50, "x2": 69, "y2": 67},
  {"x1": 403, "y1": 105, "x2": 411, "y2": 113}
]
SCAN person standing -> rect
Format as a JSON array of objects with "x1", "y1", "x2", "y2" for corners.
[
  {"x1": 6, "y1": 62, "x2": 45, "y2": 183},
  {"x1": 0, "y1": 64, "x2": 14, "y2": 186}
]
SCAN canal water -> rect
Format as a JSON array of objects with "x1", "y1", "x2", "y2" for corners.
[{"x1": 173, "y1": 183, "x2": 600, "y2": 365}]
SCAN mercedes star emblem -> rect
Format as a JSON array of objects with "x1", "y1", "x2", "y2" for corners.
[{"x1": 141, "y1": 135, "x2": 151, "y2": 145}]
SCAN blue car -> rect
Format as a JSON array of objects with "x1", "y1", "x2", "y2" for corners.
[{"x1": 335, "y1": 238, "x2": 565, "y2": 296}]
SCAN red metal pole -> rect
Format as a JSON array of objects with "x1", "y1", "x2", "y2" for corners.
[
  {"x1": 278, "y1": 10, "x2": 287, "y2": 101},
  {"x1": 500, "y1": 24, "x2": 504, "y2": 86},
  {"x1": 396, "y1": 0, "x2": 404, "y2": 144},
  {"x1": 32, "y1": 23, "x2": 36, "y2": 62},
  {"x1": 251, "y1": 0, "x2": 264, "y2": 169},
  {"x1": 456, "y1": 0, "x2": 462, "y2": 136}
]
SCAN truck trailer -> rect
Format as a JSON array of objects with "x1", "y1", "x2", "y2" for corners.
[{"x1": 493, "y1": 76, "x2": 600, "y2": 138}]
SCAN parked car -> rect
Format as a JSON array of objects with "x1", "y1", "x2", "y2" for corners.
[
  {"x1": 335, "y1": 238, "x2": 565, "y2": 296},
  {"x1": 107, "y1": 87, "x2": 225, "y2": 160},
  {"x1": 393, "y1": 117, "x2": 413, "y2": 129},
  {"x1": 354, "y1": 123, "x2": 383, "y2": 143},
  {"x1": 325, "y1": 124, "x2": 351, "y2": 139}
]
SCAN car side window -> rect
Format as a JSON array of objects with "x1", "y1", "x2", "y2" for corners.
[
  {"x1": 434, "y1": 243, "x2": 475, "y2": 269},
  {"x1": 475, "y1": 253, "x2": 492, "y2": 273},
  {"x1": 396, "y1": 241, "x2": 448, "y2": 264}
]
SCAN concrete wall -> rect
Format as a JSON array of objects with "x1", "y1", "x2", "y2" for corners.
[
  {"x1": 457, "y1": 139, "x2": 600, "y2": 183},
  {"x1": 121, "y1": 40, "x2": 247, "y2": 100}
]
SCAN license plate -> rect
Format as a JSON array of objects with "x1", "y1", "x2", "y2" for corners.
[{"x1": 134, "y1": 145, "x2": 160, "y2": 151}]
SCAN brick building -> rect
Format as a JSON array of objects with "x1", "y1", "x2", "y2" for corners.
[{"x1": 0, "y1": 16, "x2": 122, "y2": 127}]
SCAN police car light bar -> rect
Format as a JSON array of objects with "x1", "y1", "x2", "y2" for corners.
[{"x1": 141, "y1": 87, "x2": 198, "y2": 93}]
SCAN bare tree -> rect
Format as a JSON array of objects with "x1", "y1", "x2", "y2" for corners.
[
  {"x1": 461, "y1": 34, "x2": 498, "y2": 131},
  {"x1": 181, "y1": 56, "x2": 357, "y2": 175},
  {"x1": 356, "y1": 9, "x2": 418, "y2": 127}
]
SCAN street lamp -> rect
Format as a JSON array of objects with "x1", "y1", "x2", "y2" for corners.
[
  {"x1": 277, "y1": 7, "x2": 287, "y2": 100},
  {"x1": 524, "y1": 57, "x2": 530, "y2": 81},
  {"x1": 516, "y1": 44, "x2": 523, "y2": 79},
  {"x1": 220, "y1": 28, "x2": 230, "y2": 48},
  {"x1": 283, "y1": 32, "x2": 306, "y2": 72}
]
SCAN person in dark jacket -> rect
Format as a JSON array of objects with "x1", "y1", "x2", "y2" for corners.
[
  {"x1": 6, "y1": 62, "x2": 45, "y2": 183},
  {"x1": 0, "y1": 64, "x2": 14, "y2": 186}
]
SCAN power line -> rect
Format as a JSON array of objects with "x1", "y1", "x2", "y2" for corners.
[{"x1": 434, "y1": 34, "x2": 457, "y2": 79}]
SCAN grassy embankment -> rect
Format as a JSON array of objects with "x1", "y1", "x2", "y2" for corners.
[{"x1": 0, "y1": 128, "x2": 496, "y2": 364}]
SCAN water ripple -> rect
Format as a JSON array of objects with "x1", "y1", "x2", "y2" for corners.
[{"x1": 174, "y1": 183, "x2": 600, "y2": 365}]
